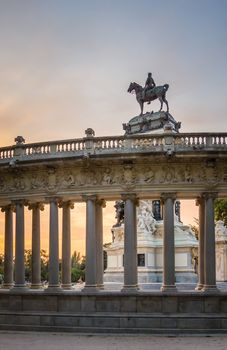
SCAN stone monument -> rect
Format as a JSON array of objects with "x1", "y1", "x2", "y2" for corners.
[
  {"x1": 104, "y1": 73, "x2": 198, "y2": 287},
  {"x1": 124, "y1": 73, "x2": 181, "y2": 134},
  {"x1": 104, "y1": 199, "x2": 198, "y2": 285}
]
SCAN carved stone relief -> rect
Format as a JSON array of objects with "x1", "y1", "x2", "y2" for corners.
[{"x1": 0, "y1": 159, "x2": 226, "y2": 197}]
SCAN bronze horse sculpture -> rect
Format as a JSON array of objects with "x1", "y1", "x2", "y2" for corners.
[{"x1": 127, "y1": 82, "x2": 169, "y2": 115}]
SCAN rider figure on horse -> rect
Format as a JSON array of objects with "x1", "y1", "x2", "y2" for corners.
[{"x1": 144, "y1": 72, "x2": 156, "y2": 104}]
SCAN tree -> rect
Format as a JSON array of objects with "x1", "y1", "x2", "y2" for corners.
[
  {"x1": 71, "y1": 251, "x2": 85, "y2": 283},
  {"x1": 24, "y1": 249, "x2": 49, "y2": 283},
  {"x1": 215, "y1": 199, "x2": 227, "y2": 226},
  {"x1": 190, "y1": 217, "x2": 199, "y2": 240},
  {"x1": 40, "y1": 249, "x2": 49, "y2": 281},
  {"x1": 24, "y1": 249, "x2": 32, "y2": 282}
]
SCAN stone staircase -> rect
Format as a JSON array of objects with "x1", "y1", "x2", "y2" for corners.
[{"x1": 0, "y1": 310, "x2": 227, "y2": 334}]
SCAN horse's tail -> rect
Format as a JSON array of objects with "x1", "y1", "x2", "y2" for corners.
[{"x1": 163, "y1": 84, "x2": 169, "y2": 91}]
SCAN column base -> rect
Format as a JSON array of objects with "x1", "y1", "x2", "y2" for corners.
[
  {"x1": 121, "y1": 285, "x2": 139, "y2": 293},
  {"x1": 82, "y1": 285, "x2": 101, "y2": 293},
  {"x1": 61, "y1": 284, "x2": 73, "y2": 290},
  {"x1": 161, "y1": 284, "x2": 177, "y2": 293},
  {"x1": 45, "y1": 284, "x2": 62, "y2": 293},
  {"x1": 30, "y1": 284, "x2": 43, "y2": 290},
  {"x1": 10, "y1": 285, "x2": 29, "y2": 293},
  {"x1": 1, "y1": 283, "x2": 14, "y2": 290},
  {"x1": 97, "y1": 284, "x2": 105, "y2": 290},
  {"x1": 202, "y1": 285, "x2": 220, "y2": 293},
  {"x1": 195, "y1": 283, "x2": 204, "y2": 291}
]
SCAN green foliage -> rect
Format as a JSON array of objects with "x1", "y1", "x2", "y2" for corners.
[
  {"x1": 71, "y1": 267, "x2": 82, "y2": 282},
  {"x1": 24, "y1": 249, "x2": 49, "y2": 282},
  {"x1": 71, "y1": 251, "x2": 85, "y2": 282},
  {"x1": 0, "y1": 249, "x2": 85, "y2": 284},
  {"x1": 215, "y1": 199, "x2": 227, "y2": 226},
  {"x1": 190, "y1": 217, "x2": 199, "y2": 240},
  {"x1": 24, "y1": 249, "x2": 32, "y2": 282},
  {"x1": 40, "y1": 249, "x2": 49, "y2": 281}
]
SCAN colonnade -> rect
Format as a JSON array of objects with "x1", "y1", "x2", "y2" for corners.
[{"x1": 0, "y1": 191, "x2": 218, "y2": 292}]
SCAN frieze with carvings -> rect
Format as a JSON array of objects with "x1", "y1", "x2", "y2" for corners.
[{"x1": 0, "y1": 160, "x2": 226, "y2": 197}]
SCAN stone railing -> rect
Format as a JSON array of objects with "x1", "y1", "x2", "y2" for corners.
[{"x1": 0, "y1": 132, "x2": 227, "y2": 163}]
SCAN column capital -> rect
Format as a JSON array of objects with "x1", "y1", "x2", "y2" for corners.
[
  {"x1": 1, "y1": 204, "x2": 15, "y2": 213},
  {"x1": 11, "y1": 199, "x2": 28, "y2": 206},
  {"x1": 81, "y1": 194, "x2": 97, "y2": 202},
  {"x1": 202, "y1": 192, "x2": 218, "y2": 200},
  {"x1": 58, "y1": 200, "x2": 74, "y2": 209},
  {"x1": 96, "y1": 199, "x2": 106, "y2": 208},
  {"x1": 195, "y1": 196, "x2": 205, "y2": 206},
  {"x1": 160, "y1": 192, "x2": 176, "y2": 204},
  {"x1": 121, "y1": 193, "x2": 139, "y2": 205},
  {"x1": 28, "y1": 202, "x2": 45, "y2": 211}
]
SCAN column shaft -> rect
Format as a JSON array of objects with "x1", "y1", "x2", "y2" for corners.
[
  {"x1": 203, "y1": 193, "x2": 218, "y2": 291},
  {"x1": 14, "y1": 201, "x2": 26, "y2": 288},
  {"x1": 122, "y1": 194, "x2": 138, "y2": 291},
  {"x1": 2, "y1": 206, "x2": 14, "y2": 288},
  {"x1": 48, "y1": 198, "x2": 60, "y2": 289},
  {"x1": 96, "y1": 200, "x2": 105, "y2": 289},
  {"x1": 84, "y1": 196, "x2": 98, "y2": 291},
  {"x1": 30, "y1": 203, "x2": 44, "y2": 289},
  {"x1": 161, "y1": 194, "x2": 176, "y2": 292},
  {"x1": 61, "y1": 201, "x2": 73, "y2": 289},
  {"x1": 196, "y1": 198, "x2": 205, "y2": 290}
]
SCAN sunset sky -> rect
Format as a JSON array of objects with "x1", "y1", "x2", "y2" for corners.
[{"x1": 0, "y1": 0, "x2": 226, "y2": 255}]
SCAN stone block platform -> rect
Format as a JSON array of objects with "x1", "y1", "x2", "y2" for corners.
[{"x1": 0, "y1": 290, "x2": 227, "y2": 334}]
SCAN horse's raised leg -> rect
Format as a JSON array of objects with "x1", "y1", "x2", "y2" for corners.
[
  {"x1": 158, "y1": 97, "x2": 163, "y2": 112},
  {"x1": 163, "y1": 96, "x2": 169, "y2": 113}
]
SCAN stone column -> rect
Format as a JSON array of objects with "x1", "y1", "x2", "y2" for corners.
[
  {"x1": 96, "y1": 199, "x2": 106, "y2": 289},
  {"x1": 28, "y1": 202, "x2": 44, "y2": 289},
  {"x1": 121, "y1": 193, "x2": 138, "y2": 292},
  {"x1": 203, "y1": 192, "x2": 218, "y2": 292},
  {"x1": 83, "y1": 195, "x2": 98, "y2": 291},
  {"x1": 1, "y1": 205, "x2": 14, "y2": 289},
  {"x1": 47, "y1": 197, "x2": 61, "y2": 291},
  {"x1": 13, "y1": 200, "x2": 27, "y2": 289},
  {"x1": 59, "y1": 200, "x2": 74, "y2": 290},
  {"x1": 195, "y1": 197, "x2": 205, "y2": 290},
  {"x1": 161, "y1": 193, "x2": 177, "y2": 292}
]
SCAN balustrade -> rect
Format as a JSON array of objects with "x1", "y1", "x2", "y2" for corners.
[{"x1": 0, "y1": 132, "x2": 226, "y2": 163}]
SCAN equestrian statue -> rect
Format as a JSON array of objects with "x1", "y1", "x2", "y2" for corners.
[{"x1": 127, "y1": 73, "x2": 169, "y2": 115}]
